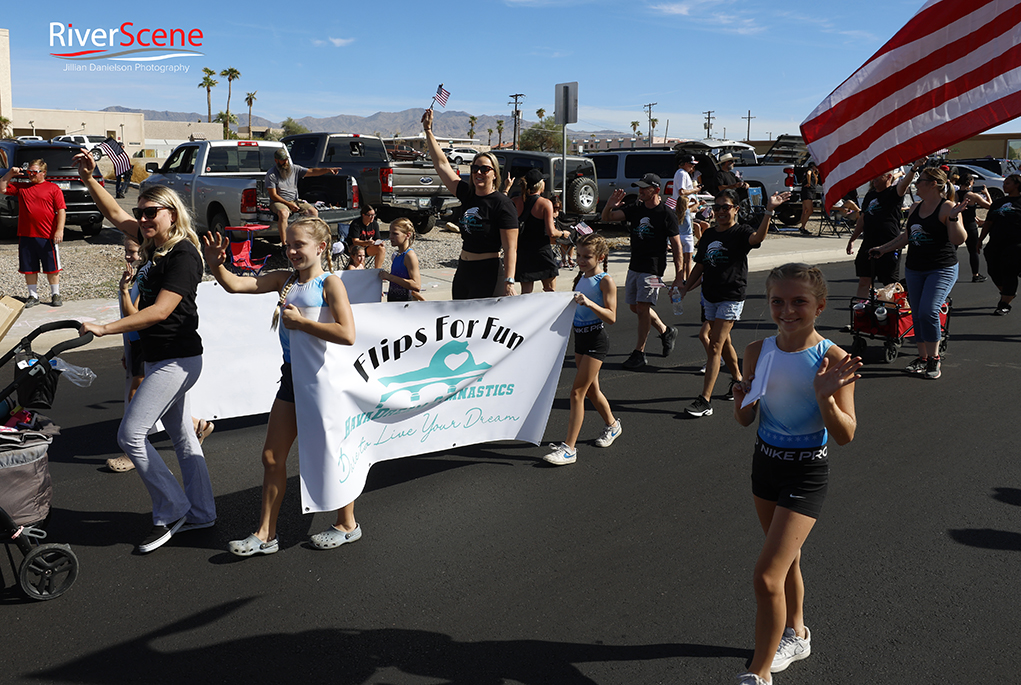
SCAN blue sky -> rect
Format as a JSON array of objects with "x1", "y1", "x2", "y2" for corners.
[{"x1": 8, "y1": 0, "x2": 1012, "y2": 138}]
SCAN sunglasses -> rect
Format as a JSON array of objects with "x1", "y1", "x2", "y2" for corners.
[
  {"x1": 131, "y1": 206, "x2": 170, "y2": 221},
  {"x1": 712, "y1": 204, "x2": 737, "y2": 211},
  {"x1": 470, "y1": 164, "x2": 494, "y2": 175},
  {"x1": 24, "y1": 169, "x2": 42, "y2": 175}
]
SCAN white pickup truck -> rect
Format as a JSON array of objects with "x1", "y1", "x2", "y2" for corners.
[{"x1": 140, "y1": 139, "x2": 360, "y2": 238}]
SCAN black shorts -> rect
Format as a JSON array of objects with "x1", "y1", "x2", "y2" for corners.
[
  {"x1": 751, "y1": 436, "x2": 829, "y2": 519},
  {"x1": 801, "y1": 187, "x2": 816, "y2": 201},
  {"x1": 276, "y1": 362, "x2": 295, "y2": 403},
  {"x1": 128, "y1": 339, "x2": 144, "y2": 378},
  {"x1": 855, "y1": 248, "x2": 900, "y2": 284},
  {"x1": 573, "y1": 324, "x2": 609, "y2": 361},
  {"x1": 19, "y1": 237, "x2": 60, "y2": 274},
  {"x1": 452, "y1": 257, "x2": 500, "y2": 300}
]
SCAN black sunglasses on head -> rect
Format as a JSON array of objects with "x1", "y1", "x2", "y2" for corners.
[{"x1": 132, "y1": 206, "x2": 170, "y2": 221}]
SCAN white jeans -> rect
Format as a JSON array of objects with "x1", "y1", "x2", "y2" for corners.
[{"x1": 118, "y1": 355, "x2": 216, "y2": 526}]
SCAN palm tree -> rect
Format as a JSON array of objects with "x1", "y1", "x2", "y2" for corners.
[
  {"x1": 496, "y1": 120, "x2": 505, "y2": 148},
  {"x1": 650, "y1": 118, "x2": 659, "y2": 144},
  {"x1": 219, "y1": 67, "x2": 241, "y2": 127},
  {"x1": 630, "y1": 121, "x2": 640, "y2": 138},
  {"x1": 244, "y1": 91, "x2": 257, "y2": 139},
  {"x1": 487, "y1": 128, "x2": 493, "y2": 146},
  {"x1": 199, "y1": 68, "x2": 218, "y2": 123},
  {"x1": 468, "y1": 115, "x2": 477, "y2": 141},
  {"x1": 536, "y1": 108, "x2": 546, "y2": 121},
  {"x1": 214, "y1": 111, "x2": 239, "y2": 139},
  {"x1": 0, "y1": 116, "x2": 11, "y2": 139}
]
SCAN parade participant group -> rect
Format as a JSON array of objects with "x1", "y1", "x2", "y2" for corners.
[{"x1": 63, "y1": 128, "x2": 1000, "y2": 683}]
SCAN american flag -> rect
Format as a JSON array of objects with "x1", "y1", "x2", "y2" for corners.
[
  {"x1": 99, "y1": 137, "x2": 132, "y2": 176},
  {"x1": 664, "y1": 196, "x2": 677, "y2": 210},
  {"x1": 434, "y1": 84, "x2": 450, "y2": 108},
  {"x1": 801, "y1": 0, "x2": 1021, "y2": 210}
]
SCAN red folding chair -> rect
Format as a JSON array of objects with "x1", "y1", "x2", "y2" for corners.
[{"x1": 225, "y1": 225, "x2": 270, "y2": 276}]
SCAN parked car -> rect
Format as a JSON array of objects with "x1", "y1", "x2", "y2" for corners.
[
  {"x1": 445, "y1": 147, "x2": 479, "y2": 165},
  {"x1": 949, "y1": 157, "x2": 1020, "y2": 178},
  {"x1": 946, "y1": 164, "x2": 1005, "y2": 200},
  {"x1": 140, "y1": 139, "x2": 360, "y2": 240},
  {"x1": 15, "y1": 136, "x2": 44, "y2": 142},
  {"x1": 387, "y1": 144, "x2": 426, "y2": 161},
  {"x1": 489, "y1": 149, "x2": 599, "y2": 220},
  {"x1": 52, "y1": 135, "x2": 107, "y2": 149},
  {"x1": 0, "y1": 140, "x2": 105, "y2": 238}
]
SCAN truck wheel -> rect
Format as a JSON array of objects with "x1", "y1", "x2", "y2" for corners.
[
  {"x1": 81, "y1": 218, "x2": 103, "y2": 237},
  {"x1": 413, "y1": 214, "x2": 437, "y2": 235},
  {"x1": 209, "y1": 210, "x2": 229, "y2": 237},
  {"x1": 567, "y1": 177, "x2": 598, "y2": 214},
  {"x1": 988, "y1": 187, "x2": 1004, "y2": 201},
  {"x1": 775, "y1": 203, "x2": 801, "y2": 226}
]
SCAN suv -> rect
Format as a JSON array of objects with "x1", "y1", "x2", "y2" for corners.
[
  {"x1": 446, "y1": 147, "x2": 479, "y2": 165},
  {"x1": 949, "y1": 157, "x2": 1020, "y2": 178},
  {"x1": 0, "y1": 140, "x2": 106, "y2": 238},
  {"x1": 387, "y1": 144, "x2": 425, "y2": 161},
  {"x1": 489, "y1": 149, "x2": 599, "y2": 219},
  {"x1": 52, "y1": 134, "x2": 107, "y2": 149}
]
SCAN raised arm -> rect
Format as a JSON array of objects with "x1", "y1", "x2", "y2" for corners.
[
  {"x1": 600, "y1": 188, "x2": 628, "y2": 223},
  {"x1": 421, "y1": 109, "x2": 461, "y2": 193},
  {"x1": 72, "y1": 149, "x2": 138, "y2": 239},
  {"x1": 750, "y1": 191, "x2": 790, "y2": 246},
  {"x1": 201, "y1": 231, "x2": 288, "y2": 294},
  {"x1": 814, "y1": 345, "x2": 861, "y2": 445}
]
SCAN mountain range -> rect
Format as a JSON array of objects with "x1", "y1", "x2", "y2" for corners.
[{"x1": 101, "y1": 106, "x2": 629, "y2": 142}]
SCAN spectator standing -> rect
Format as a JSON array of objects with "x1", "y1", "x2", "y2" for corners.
[
  {"x1": 798, "y1": 162, "x2": 819, "y2": 235},
  {"x1": 672, "y1": 154, "x2": 702, "y2": 282},
  {"x1": 953, "y1": 172, "x2": 991, "y2": 283},
  {"x1": 601, "y1": 173, "x2": 681, "y2": 370},
  {"x1": 713, "y1": 153, "x2": 749, "y2": 200},
  {"x1": 978, "y1": 173, "x2": 1021, "y2": 315},
  {"x1": 348, "y1": 205, "x2": 385, "y2": 269},
  {"x1": 421, "y1": 108, "x2": 518, "y2": 299},
  {"x1": 845, "y1": 169, "x2": 914, "y2": 300},
  {"x1": 0, "y1": 160, "x2": 66, "y2": 307},
  {"x1": 265, "y1": 148, "x2": 338, "y2": 243},
  {"x1": 512, "y1": 169, "x2": 563, "y2": 293}
]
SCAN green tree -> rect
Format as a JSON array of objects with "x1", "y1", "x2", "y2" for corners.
[
  {"x1": 199, "y1": 68, "x2": 218, "y2": 123},
  {"x1": 487, "y1": 128, "x2": 493, "y2": 146},
  {"x1": 519, "y1": 116, "x2": 564, "y2": 153},
  {"x1": 0, "y1": 116, "x2": 11, "y2": 139},
  {"x1": 214, "y1": 110, "x2": 239, "y2": 139},
  {"x1": 244, "y1": 91, "x2": 257, "y2": 139},
  {"x1": 219, "y1": 67, "x2": 241, "y2": 128},
  {"x1": 630, "y1": 121, "x2": 640, "y2": 137},
  {"x1": 468, "y1": 115, "x2": 477, "y2": 141},
  {"x1": 536, "y1": 108, "x2": 546, "y2": 121},
  {"x1": 496, "y1": 119, "x2": 505, "y2": 148},
  {"x1": 281, "y1": 117, "x2": 310, "y2": 137},
  {"x1": 650, "y1": 118, "x2": 659, "y2": 143}
]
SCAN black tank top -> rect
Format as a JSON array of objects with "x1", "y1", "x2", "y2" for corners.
[
  {"x1": 905, "y1": 200, "x2": 958, "y2": 270},
  {"x1": 518, "y1": 195, "x2": 550, "y2": 251}
]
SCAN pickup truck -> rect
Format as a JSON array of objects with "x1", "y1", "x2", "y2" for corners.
[
  {"x1": 282, "y1": 133, "x2": 456, "y2": 234},
  {"x1": 140, "y1": 139, "x2": 360, "y2": 239},
  {"x1": 731, "y1": 135, "x2": 810, "y2": 225}
]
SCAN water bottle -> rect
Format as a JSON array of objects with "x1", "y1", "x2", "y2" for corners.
[
  {"x1": 874, "y1": 306, "x2": 888, "y2": 324},
  {"x1": 670, "y1": 286, "x2": 684, "y2": 316}
]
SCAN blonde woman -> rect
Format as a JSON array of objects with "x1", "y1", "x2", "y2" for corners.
[{"x1": 73, "y1": 151, "x2": 216, "y2": 554}]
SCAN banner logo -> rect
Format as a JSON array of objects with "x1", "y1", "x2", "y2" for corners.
[{"x1": 49, "y1": 22, "x2": 204, "y2": 62}]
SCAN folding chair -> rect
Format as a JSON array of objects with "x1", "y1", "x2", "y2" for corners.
[
  {"x1": 225, "y1": 225, "x2": 270, "y2": 276},
  {"x1": 817, "y1": 203, "x2": 853, "y2": 237}
]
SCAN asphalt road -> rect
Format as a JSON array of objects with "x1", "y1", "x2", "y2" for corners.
[{"x1": 2, "y1": 260, "x2": 1019, "y2": 685}]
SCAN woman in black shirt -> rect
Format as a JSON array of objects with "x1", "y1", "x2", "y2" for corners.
[{"x1": 422, "y1": 108, "x2": 518, "y2": 299}]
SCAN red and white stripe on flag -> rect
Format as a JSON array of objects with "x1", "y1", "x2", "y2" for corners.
[
  {"x1": 801, "y1": 0, "x2": 1021, "y2": 210},
  {"x1": 435, "y1": 84, "x2": 450, "y2": 108},
  {"x1": 99, "y1": 137, "x2": 133, "y2": 176},
  {"x1": 664, "y1": 195, "x2": 677, "y2": 210}
]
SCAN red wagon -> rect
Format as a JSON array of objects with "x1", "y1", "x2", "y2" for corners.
[{"x1": 849, "y1": 289, "x2": 950, "y2": 363}]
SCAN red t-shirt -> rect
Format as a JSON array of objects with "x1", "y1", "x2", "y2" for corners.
[{"x1": 4, "y1": 181, "x2": 66, "y2": 238}]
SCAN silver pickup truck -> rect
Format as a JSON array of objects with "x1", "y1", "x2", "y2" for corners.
[{"x1": 140, "y1": 139, "x2": 360, "y2": 238}]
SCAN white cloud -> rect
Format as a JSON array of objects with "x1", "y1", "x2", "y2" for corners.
[
  {"x1": 648, "y1": 0, "x2": 722, "y2": 16},
  {"x1": 312, "y1": 37, "x2": 355, "y2": 47}
]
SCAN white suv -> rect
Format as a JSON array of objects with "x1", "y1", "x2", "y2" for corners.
[
  {"x1": 446, "y1": 147, "x2": 479, "y2": 165},
  {"x1": 53, "y1": 134, "x2": 107, "y2": 148}
]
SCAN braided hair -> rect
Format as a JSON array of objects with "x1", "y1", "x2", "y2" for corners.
[
  {"x1": 270, "y1": 217, "x2": 335, "y2": 329},
  {"x1": 572, "y1": 233, "x2": 610, "y2": 289}
]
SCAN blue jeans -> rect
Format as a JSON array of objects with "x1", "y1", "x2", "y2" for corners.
[{"x1": 905, "y1": 264, "x2": 957, "y2": 343}]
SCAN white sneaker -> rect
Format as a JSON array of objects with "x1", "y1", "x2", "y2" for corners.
[
  {"x1": 771, "y1": 625, "x2": 811, "y2": 673},
  {"x1": 736, "y1": 673, "x2": 771, "y2": 685},
  {"x1": 542, "y1": 442, "x2": 577, "y2": 466},
  {"x1": 593, "y1": 419, "x2": 622, "y2": 448}
]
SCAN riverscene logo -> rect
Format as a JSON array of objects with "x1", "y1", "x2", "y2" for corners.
[{"x1": 49, "y1": 22, "x2": 204, "y2": 67}]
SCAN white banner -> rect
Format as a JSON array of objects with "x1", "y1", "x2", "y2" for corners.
[
  {"x1": 189, "y1": 269, "x2": 384, "y2": 421},
  {"x1": 292, "y1": 293, "x2": 576, "y2": 513}
]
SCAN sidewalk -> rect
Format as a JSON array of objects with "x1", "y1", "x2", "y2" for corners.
[{"x1": 1, "y1": 228, "x2": 852, "y2": 356}]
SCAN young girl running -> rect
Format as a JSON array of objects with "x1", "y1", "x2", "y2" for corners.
[
  {"x1": 379, "y1": 217, "x2": 421, "y2": 302},
  {"x1": 201, "y1": 217, "x2": 360, "y2": 556},
  {"x1": 543, "y1": 234, "x2": 621, "y2": 466},
  {"x1": 731, "y1": 263, "x2": 861, "y2": 684}
]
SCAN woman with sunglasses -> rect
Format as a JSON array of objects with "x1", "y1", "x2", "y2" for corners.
[
  {"x1": 870, "y1": 164, "x2": 968, "y2": 379},
  {"x1": 421, "y1": 108, "x2": 518, "y2": 299},
  {"x1": 679, "y1": 189, "x2": 790, "y2": 418},
  {"x1": 72, "y1": 150, "x2": 216, "y2": 554}
]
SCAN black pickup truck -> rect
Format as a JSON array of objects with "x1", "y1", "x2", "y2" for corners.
[{"x1": 283, "y1": 133, "x2": 457, "y2": 234}]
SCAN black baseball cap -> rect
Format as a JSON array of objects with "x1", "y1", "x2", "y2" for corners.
[
  {"x1": 678, "y1": 155, "x2": 697, "y2": 165},
  {"x1": 523, "y1": 168, "x2": 549, "y2": 186},
  {"x1": 632, "y1": 173, "x2": 661, "y2": 189}
]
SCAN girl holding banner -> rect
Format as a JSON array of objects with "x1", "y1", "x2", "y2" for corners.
[
  {"x1": 201, "y1": 218, "x2": 360, "y2": 556},
  {"x1": 543, "y1": 234, "x2": 621, "y2": 466}
]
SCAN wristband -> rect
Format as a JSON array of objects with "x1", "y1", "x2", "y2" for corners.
[
  {"x1": 505, "y1": 277, "x2": 516, "y2": 284},
  {"x1": 764, "y1": 210, "x2": 774, "y2": 216}
]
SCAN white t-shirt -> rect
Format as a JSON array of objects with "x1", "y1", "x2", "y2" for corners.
[{"x1": 672, "y1": 169, "x2": 695, "y2": 202}]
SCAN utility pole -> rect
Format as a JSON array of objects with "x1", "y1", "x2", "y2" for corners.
[
  {"x1": 509, "y1": 93, "x2": 525, "y2": 150},
  {"x1": 644, "y1": 102, "x2": 657, "y2": 145},
  {"x1": 742, "y1": 110, "x2": 755, "y2": 142},
  {"x1": 702, "y1": 110, "x2": 715, "y2": 139}
]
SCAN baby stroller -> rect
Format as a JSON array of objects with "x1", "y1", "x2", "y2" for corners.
[{"x1": 1, "y1": 321, "x2": 93, "y2": 600}]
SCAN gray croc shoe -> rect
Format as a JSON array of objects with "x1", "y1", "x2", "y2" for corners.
[
  {"x1": 310, "y1": 524, "x2": 362, "y2": 550},
  {"x1": 228, "y1": 534, "x2": 279, "y2": 557}
]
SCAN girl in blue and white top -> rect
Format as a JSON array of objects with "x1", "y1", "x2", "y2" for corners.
[
  {"x1": 202, "y1": 217, "x2": 360, "y2": 557},
  {"x1": 543, "y1": 234, "x2": 620, "y2": 466},
  {"x1": 731, "y1": 263, "x2": 861, "y2": 685},
  {"x1": 380, "y1": 217, "x2": 421, "y2": 302}
]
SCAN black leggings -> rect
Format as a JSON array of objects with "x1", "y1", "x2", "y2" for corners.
[
  {"x1": 986, "y1": 244, "x2": 1021, "y2": 297},
  {"x1": 964, "y1": 223, "x2": 980, "y2": 277}
]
